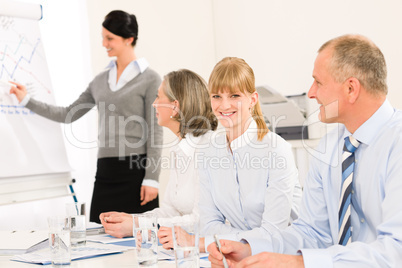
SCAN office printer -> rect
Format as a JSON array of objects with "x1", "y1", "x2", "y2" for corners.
[{"x1": 258, "y1": 85, "x2": 325, "y2": 140}]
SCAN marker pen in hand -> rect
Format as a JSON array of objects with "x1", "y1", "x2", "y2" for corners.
[{"x1": 214, "y1": 234, "x2": 229, "y2": 268}]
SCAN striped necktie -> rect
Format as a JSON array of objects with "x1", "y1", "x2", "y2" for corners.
[{"x1": 338, "y1": 135, "x2": 360, "y2": 246}]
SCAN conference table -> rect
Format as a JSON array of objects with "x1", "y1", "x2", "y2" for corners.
[{"x1": 0, "y1": 249, "x2": 178, "y2": 267}]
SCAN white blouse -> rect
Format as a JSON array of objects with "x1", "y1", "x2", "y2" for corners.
[{"x1": 151, "y1": 131, "x2": 213, "y2": 226}]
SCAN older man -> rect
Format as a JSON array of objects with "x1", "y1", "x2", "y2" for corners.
[{"x1": 208, "y1": 34, "x2": 402, "y2": 267}]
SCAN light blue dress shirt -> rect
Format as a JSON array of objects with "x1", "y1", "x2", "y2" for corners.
[
  {"x1": 246, "y1": 100, "x2": 402, "y2": 268},
  {"x1": 198, "y1": 120, "x2": 302, "y2": 251}
]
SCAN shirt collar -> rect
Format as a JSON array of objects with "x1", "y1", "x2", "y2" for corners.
[
  {"x1": 105, "y1": 57, "x2": 149, "y2": 73},
  {"x1": 230, "y1": 119, "x2": 258, "y2": 151},
  {"x1": 135, "y1": 58, "x2": 149, "y2": 73},
  {"x1": 345, "y1": 99, "x2": 394, "y2": 145},
  {"x1": 106, "y1": 60, "x2": 116, "y2": 69},
  {"x1": 106, "y1": 58, "x2": 149, "y2": 91},
  {"x1": 176, "y1": 133, "x2": 204, "y2": 157}
]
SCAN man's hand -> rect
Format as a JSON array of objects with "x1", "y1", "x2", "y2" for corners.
[
  {"x1": 237, "y1": 252, "x2": 304, "y2": 268},
  {"x1": 140, "y1": 185, "x2": 158, "y2": 206},
  {"x1": 9, "y1": 81, "x2": 27, "y2": 103},
  {"x1": 99, "y1": 211, "x2": 133, "y2": 238},
  {"x1": 207, "y1": 240, "x2": 252, "y2": 268}
]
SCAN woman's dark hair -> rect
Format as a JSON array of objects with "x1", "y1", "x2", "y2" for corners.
[{"x1": 102, "y1": 10, "x2": 138, "y2": 46}]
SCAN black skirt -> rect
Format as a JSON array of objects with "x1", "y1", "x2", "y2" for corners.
[{"x1": 90, "y1": 155, "x2": 159, "y2": 223}]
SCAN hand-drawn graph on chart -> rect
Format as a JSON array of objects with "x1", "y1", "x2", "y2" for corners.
[
  {"x1": 0, "y1": 15, "x2": 54, "y2": 115},
  {"x1": 0, "y1": 14, "x2": 70, "y2": 178}
]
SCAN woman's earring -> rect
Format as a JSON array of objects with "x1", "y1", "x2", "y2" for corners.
[{"x1": 170, "y1": 107, "x2": 176, "y2": 118}]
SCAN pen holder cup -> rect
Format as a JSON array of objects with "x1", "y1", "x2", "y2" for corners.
[{"x1": 172, "y1": 220, "x2": 200, "y2": 268}]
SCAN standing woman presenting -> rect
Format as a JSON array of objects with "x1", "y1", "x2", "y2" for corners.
[{"x1": 10, "y1": 10, "x2": 163, "y2": 223}]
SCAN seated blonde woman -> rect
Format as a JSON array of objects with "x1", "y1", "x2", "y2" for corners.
[{"x1": 197, "y1": 57, "x2": 302, "y2": 251}]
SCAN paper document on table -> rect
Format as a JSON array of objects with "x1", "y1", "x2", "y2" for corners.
[
  {"x1": 86, "y1": 222, "x2": 105, "y2": 235},
  {"x1": 11, "y1": 242, "x2": 133, "y2": 265},
  {"x1": 158, "y1": 247, "x2": 211, "y2": 267},
  {"x1": 0, "y1": 230, "x2": 48, "y2": 255},
  {"x1": 86, "y1": 234, "x2": 135, "y2": 244},
  {"x1": 158, "y1": 247, "x2": 209, "y2": 260},
  {"x1": 158, "y1": 248, "x2": 175, "y2": 260}
]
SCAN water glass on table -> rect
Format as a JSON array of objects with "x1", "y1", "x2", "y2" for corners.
[
  {"x1": 172, "y1": 219, "x2": 200, "y2": 268},
  {"x1": 48, "y1": 216, "x2": 71, "y2": 266},
  {"x1": 65, "y1": 202, "x2": 86, "y2": 248},
  {"x1": 133, "y1": 213, "x2": 158, "y2": 267}
]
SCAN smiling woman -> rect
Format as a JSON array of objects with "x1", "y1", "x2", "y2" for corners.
[
  {"x1": 198, "y1": 57, "x2": 302, "y2": 252},
  {"x1": 209, "y1": 57, "x2": 268, "y2": 143},
  {"x1": 210, "y1": 90, "x2": 258, "y2": 141}
]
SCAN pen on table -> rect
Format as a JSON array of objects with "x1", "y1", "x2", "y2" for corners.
[
  {"x1": 214, "y1": 234, "x2": 229, "y2": 268},
  {"x1": 86, "y1": 227, "x2": 105, "y2": 235}
]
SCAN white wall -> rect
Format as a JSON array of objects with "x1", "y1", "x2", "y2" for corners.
[
  {"x1": 212, "y1": 0, "x2": 402, "y2": 108},
  {"x1": 41, "y1": 0, "x2": 96, "y2": 209}
]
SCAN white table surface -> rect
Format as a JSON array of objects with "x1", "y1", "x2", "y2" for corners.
[{"x1": 0, "y1": 249, "x2": 176, "y2": 267}]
